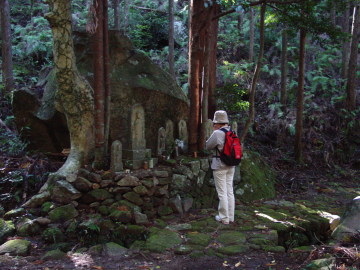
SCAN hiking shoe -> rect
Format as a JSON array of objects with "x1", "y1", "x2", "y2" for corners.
[{"x1": 215, "y1": 215, "x2": 222, "y2": 222}]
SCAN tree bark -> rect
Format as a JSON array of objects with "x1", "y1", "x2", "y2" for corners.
[
  {"x1": 113, "y1": 0, "x2": 120, "y2": 30},
  {"x1": 45, "y1": 0, "x2": 94, "y2": 179},
  {"x1": 0, "y1": 0, "x2": 14, "y2": 97},
  {"x1": 103, "y1": 0, "x2": 111, "y2": 158},
  {"x1": 280, "y1": 28, "x2": 288, "y2": 107},
  {"x1": 208, "y1": 4, "x2": 220, "y2": 119},
  {"x1": 240, "y1": 3, "x2": 266, "y2": 142},
  {"x1": 168, "y1": 0, "x2": 175, "y2": 78},
  {"x1": 122, "y1": 0, "x2": 130, "y2": 34},
  {"x1": 188, "y1": 0, "x2": 204, "y2": 152},
  {"x1": 249, "y1": 8, "x2": 255, "y2": 62},
  {"x1": 341, "y1": 3, "x2": 350, "y2": 80},
  {"x1": 294, "y1": 29, "x2": 306, "y2": 162},
  {"x1": 345, "y1": 3, "x2": 359, "y2": 111},
  {"x1": 93, "y1": 0, "x2": 105, "y2": 169}
]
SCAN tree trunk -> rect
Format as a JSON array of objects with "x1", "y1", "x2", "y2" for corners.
[
  {"x1": 0, "y1": 0, "x2": 14, "y2": 97},
  {"x1": 188, "y1": 0, "x2": 205, "y2": 152},
  {"x1": 208, "y1": 5, "x2": 220, "y2": 119},
  {"x1": 45, "y1": 0, "x2": 94, "y2": 179},
  {"x1": 122, "y1": 0, "x2": 130, "y2": 34},
  {"x1": 113, "y1": 0, "x2": 120, "y2": 30},
  {"x1": 103, "y1": 0, "x2": 111, "y2": 158},
  {"x1": 240, "y1": 3, "x2": 266, "y2": 142},
  {"x1": 345, "y1": 3, "x2": 359, "y2": 111},
  {"x1": 294, "y1": 29, "x2": 306, "y2": 162},
  {"x1": 280, "y1": 28, "x2": 288, "y2": 107},
  {"x1": 168, "y1": 0, "x2": 175, "y2": 78},
  {"x1": 341, "y1": 3, "x2": 350, "y2": 79},
  {"x1": 249, "y1": 8, "x2": 255, "y2": 62},
  {"x1": 93, "y1": 0, "x2": 105, "y2": 169}
]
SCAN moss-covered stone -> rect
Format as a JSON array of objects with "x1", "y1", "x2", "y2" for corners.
[
  {"x1": 0, "y1": 239, "x2": 31, "y2": 256},
  {"x1": 145, "y1": 229, "x2": 182, "y2": 252},
  {"x1": 41, "y1": 201, "x2": 55, "y2": 213},
  {"x1": 0, "y1": 219, "x2": 15, "y2": 242},
  {"x1": 98, "y1": 205, "x2": 110, "y2": 216},
  {"x1": 16, "y1": 218, "x2": 41, "y2": 237},
  {"x1": 42, "y1": 249, "x2": 67, "y2": 260},
  {"x1": 186, "y1": 232, "x2": 211, "y2": 246},
  {"x1": 88, "y1": 189, "x2": 113, "y2": 201},
  {"x1": 217, "y1": 244, "x2": 250, "y2": 255},
  {"x1": 123, "y1": 192, "x2": 144, "y2": 206},
  {"x1": 42, "y1": 227, "x2": 64, "y2": 243},
  {"x1": 103, "y1": 242, "x2": 128, "y2": 256},
  {"x1": 157, "y1": 206, "x2": 173, "y2": 216},
  {"x1": 109, "y1": 210, "x2": 132, "y2": 223},
  {"x1": 129, "y1": 240, "x2": 146, "y2": 250},
  {"x1": 216, "y1": 231, "x2": 246, "y2": 245},
  {"x1": 174, "y1": 245, "x2": 193, "y2": 255},
  {"x1": 236, "y1": 151, "x2": 276, "y2": 202},
  {"x1": 262, "y1": 245, "x2": 286, "y2": 252},
  {"x1": 49, "y1": 204, "x2": 78, "y2": 222},
  {"x1": 4, "y1": 208, "x2": 25, "y2": 219}
]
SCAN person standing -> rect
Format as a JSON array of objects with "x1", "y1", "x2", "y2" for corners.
[{"x1": 206, "y1": 110, "x2": 235, "y2": 225}]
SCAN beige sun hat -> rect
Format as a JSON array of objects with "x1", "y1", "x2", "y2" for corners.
[{"x1": 212, "y1": 110, "x2": 229, "y2": 124}]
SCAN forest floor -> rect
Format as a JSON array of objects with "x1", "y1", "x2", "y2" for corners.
[{"x1": 0, "y1": 152, "x2": 359, "y2": 270}]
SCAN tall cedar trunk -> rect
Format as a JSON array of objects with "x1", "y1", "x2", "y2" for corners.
[
  {"x1": 208, "y1": 5, "x2": 220, "y2": 119},
  {"x1": 93, "y1": 0, "x2": 105, "y2": 168},
  {"x1": 280, "y1": 28, "x2": 288, "y2": 107},
  {"x1": 45, "y1": 0, "x2": 94, "y2": 179},
  {"x1": 240, "y1": 3, "x2": 266, "y2": 142},
  {"x1": 123, "y1": 0, "x2": 129, "y2": 34},
  {"x1": 104, "y1": 0, "x2": 111, "y2": 157},
  {"x1": 168, "y1": 0, "x2": 175, "y2": 78},
  {"x1": 249, "y1": 8, "x2": 255, "y2": 62},
  {"x1": 113, "y1": 0, "x2": 120, "y2": 30},
  {"x1": 0, "y1": 0, "x2": 14, "y2": 96},
  {"x1": 294, "y1": 29, "x2": 306, "y2": 162},
  {"x1": 345, "y1": 4, "x2": 359, "y2": 111},
  {"x1": 188, "y1": 0, "x2": 204, "y2": 152},
  {"x1": 341, "y1": 3, "x2": 350, "y2": 80}
]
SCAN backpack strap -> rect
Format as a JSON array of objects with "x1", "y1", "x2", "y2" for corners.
[{"x1": 214, "y1": 128, "x2": 230, "y2": 157}]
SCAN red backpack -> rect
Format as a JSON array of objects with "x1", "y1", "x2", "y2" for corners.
[{"x1": 217, "y1": 128, "x2": 243, "y2": 166}]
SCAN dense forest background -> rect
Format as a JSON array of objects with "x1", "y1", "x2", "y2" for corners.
[{"x1": 0, "y1": 0, "x2": 359, "y2": 201}]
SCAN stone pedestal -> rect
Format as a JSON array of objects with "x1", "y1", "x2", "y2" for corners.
[{"x1": 123, "y1": 149, "x2": 152, "y2": 169}]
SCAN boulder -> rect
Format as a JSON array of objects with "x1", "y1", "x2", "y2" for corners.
[
  {"x1": 13, "y1": 32, "x2": 189, "y2": 154},
  {"x1": 48, "y1": 204, "x2": 79, "y2": 222},
  {"x1": 332, "y1": 196, "x2": 360, "y2": 241},
  {"x1": 0, "y1": 239, "x2": 31, "y2": 256},
  {"x1": 51, "y1": 180, "x2": 82, "y2": 204},
  {"x1": 16, "y1": 218, "x2": 41, "y2": 237},
  {"x1": 3, "y1": 208, "x2": 25, "y2": 220},
  {"x1": 42, "y1": 249, "x2": 67, "y2": 260},
  {"x1": 0, "y1": 219, "x2": 15, "y2": 242},
  {"x1": 73, "y1": 177, "x2": 93, "y2": 192},
  {"x1": 103, "y1": 242, "x2": 128, "y2": 257},
  {"x1": 22, "y1": 191, "x2": 51, "y2": 208}
]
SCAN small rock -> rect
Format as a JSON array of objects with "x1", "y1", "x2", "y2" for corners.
[
  {"x1": 154, "y1": 170, "x2": 169, "y2": 178},
  {"x1": 73, "y1": 177, "x2": 93, "y2": 192},
  {"x1": 133, "y1": 185, "x2": 149, "y2": 195},
  {"x1": 33, "y1": 217, "x2": 51, "y2": 226},
  {"x1": 134, "y1": 212, "x2": 149, "y2": 225},
  {"x1": 123, "y1": 192, "x2": 143, "y2": 206},
  {"x1": 100, "y1": 180, "x2": 113, "y2": 188},
  {"x1": 4, "y1": 208, "x2": 25, "y2": 219},
  {"x1": 22, "y1": 192, "x2": 51, "y2": 208},
  {"x1": 88, "y1": 173, "x2": 102, "y2": 183},
  {"x1": 48, "y1": 204, "x2": 79, "y2": 222},
  {"x1": 0, "y1": 239, "x2": 31, "y2": 256},
  {"x1": 42, "y1": 249, "x2": 66, "y2": 260},
  {"x1": 169, "y1": 195, "x2": 183, "y2": 215},
  {"x1": 182, "y1": 197, "x2": 193, "y2": 213},
  {"x1": 117, "y1": 175, "x2": 141, "y2": 187},
  {"x1": 157, "y1": 206, "x2": 173, "y2": 216},
  {"x1": 103, "y1": 242, "x2": 127, "y2": 257}
]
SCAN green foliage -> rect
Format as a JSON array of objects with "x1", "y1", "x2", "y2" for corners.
[
  {"x1": 129, "y1": 10, "x2": 168, "y2": 50},
  {"x1": 0, "y1": 120, "x2": 28, "y2": 157},
  {"x1": 12, "y1": 16, "x2": 53, "y2": 64},
  {"x1": 216, "y1": 83, "x2": 249, "y2": 115},
  {"x1": 42, "y1": 227, "x2": 64, "y2": 243}
]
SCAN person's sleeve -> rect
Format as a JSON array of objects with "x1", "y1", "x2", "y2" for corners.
[{"x1": 205, "y1": 130, "x2": 220, "y2": 150}]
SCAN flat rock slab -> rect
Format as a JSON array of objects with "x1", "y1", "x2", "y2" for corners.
[{"x1": 0, "y1": 239, "x2": 31, "y2": 256}]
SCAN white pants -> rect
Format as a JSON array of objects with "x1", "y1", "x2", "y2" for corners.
[{"x1": 213, "y1": 167, "x2": 235, "y2": 223}]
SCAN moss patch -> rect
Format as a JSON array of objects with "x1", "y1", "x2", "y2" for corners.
[{"x1": 145, "y1": 229, "x2": 182, "y2": 252}]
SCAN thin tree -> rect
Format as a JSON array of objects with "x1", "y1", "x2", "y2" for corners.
[
  {"x1": 280, "y1": 28, "x2": 288, "y2": 107},
  {"x1": 93, "y1": 0, "x2": 105, "y2": 169},
  {"x1": 0, "y1": 0, "x2": 14, "y2": 97},
  {"x1": 345, "y1": 3, "x2": 359, "y2": 111},
  {"x1": 122, "y1": 0, "x2": 130, "y2": 34},
  {"x1": 294, "y1": 28, "x2": 306, "y2": 162},
  {"x1": 240, "y1": 3, "x2": 266, "y2": 142},
  {"x1": 168, "y1": 0, "x2": 175, "y2": 78},
  {"x1": 113, "y1": 0, "x2": 120, "y2": 30},
  {"x1": 341, "y1": 2, "x2": 350, "y2": 80},
  {"x1": 249, "y1": 7, "x2": 255, "y2": 61}
]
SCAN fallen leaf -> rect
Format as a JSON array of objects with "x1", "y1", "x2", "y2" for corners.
[
  {"x1": 92, "y1": 266, "x2": 104, "y2": 270},
  {"x1": 32, "y1": 260, "x2": 44, "y2": 265}
]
